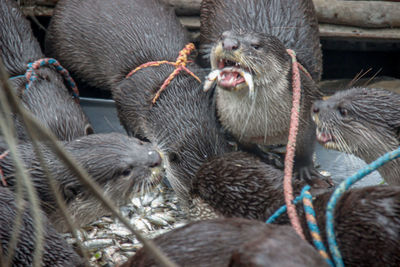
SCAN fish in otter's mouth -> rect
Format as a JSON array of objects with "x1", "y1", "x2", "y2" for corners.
[{"x1": 204, "y1": 56, "x2": 254, "y2": 98}]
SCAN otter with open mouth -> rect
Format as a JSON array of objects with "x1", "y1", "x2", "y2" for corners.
[
  {"x1": 312, "y1": 87, "x2": 400, "y2": 185},
  {"x1": 200, "y1": 0, "x2": 329, "y2": 184}
]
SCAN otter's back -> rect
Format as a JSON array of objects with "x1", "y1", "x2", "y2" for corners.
[
  {"x1": 0, "y1": 0, "x2": 43, "y2": 75},
  {"x1": 46, "y1": 0, "x2": 191, "y2": 90}
]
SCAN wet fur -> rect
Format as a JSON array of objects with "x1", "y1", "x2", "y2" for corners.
[
  {"x1": 192, "y1": 152, "x2": 400, "y2": 266},
  {"x1": 0, "y1": 187, "x2": 84, "y2": 266},
  {"x1": 0, "y1": 0, "x2": 91, "y2": 141},
  {"x1": 313, "y1": 87, "x2": 400, "y2": 185},
  {"x1": 0, "y1": 133, "x2": 163, "y2": 231},
  {"x1": 200, "y1": 0, "x2": 322, "y2": 81},
  {"x1": 121, "y1": 218, "x2": 328, "y2": 267},
  {"x1": 46, "y1": 0, "x2": 231, "y2": 202},
  {"x1": 200, "y1": 0, "x2": 323, "y2": 174}
]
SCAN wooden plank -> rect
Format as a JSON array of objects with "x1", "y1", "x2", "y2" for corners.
[
  {"x1": 314, "y1": 0, "x2": 400, "y2": 28},
  {"x1": 20, "y1": 1, "x2": 400, "y2": 41},
  {"x1": 319, "y1": 24, "x2": 400, "y2": 40},
  {"x1": 164, "y1": 0, "x2": 201, "y2": 15}
]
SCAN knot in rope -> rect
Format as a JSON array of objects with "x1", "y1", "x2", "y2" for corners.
[
  {"x1": 10, "y1": 58, "x2": 80, "y2": 103},
  {"x1": 125, "y1": 43, "x2": 201, "y2": 105},
  {"x1": 326, "y1": 146, "x2": 400, "y2": 267}
]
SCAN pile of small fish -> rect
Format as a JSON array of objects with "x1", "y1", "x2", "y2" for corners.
[{"x1": 63, "y1": 184, "x2": 189, "y2": 266}]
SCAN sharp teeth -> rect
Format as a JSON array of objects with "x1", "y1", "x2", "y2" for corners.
[
  {"x1": 240, "y1": 71, "x2": 254, "y2": 99},
  {"x1": 203, "y1": 69, "x2": 221, "y2": 92}
]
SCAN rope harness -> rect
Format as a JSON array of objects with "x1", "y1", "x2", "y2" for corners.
[
  {"x1": 10, "y1": 58, "x2": 80, "y2": 103},
  {"x1": 125, "y1": 43, "x2": 201, "y2": 105}
]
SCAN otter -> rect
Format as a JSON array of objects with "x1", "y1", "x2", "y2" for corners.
[
  {"x1": 312, "y1": 87, "x2": 400, "y2": 185},
  {"x1": 200, "y1": 0, "x2": 326, "y2": 182},
  {"x1": 45, "y1": 0, "x2": 231, "y2": 203},
  {"x1": 0, "y1": 0, "x2": 92, "y2": 141},
  {"x1": 0, "y1": 187, "x2": 84, "y2": 266},
  {"x1": 121, "y1": 218, "x2": 329, "y2": 267},
  {"x1": 191, "y1": 151, "x2": 400, "y2": 266},
  {"x1": 0, "y1": 133, "x2": 164, "y2": 232}
]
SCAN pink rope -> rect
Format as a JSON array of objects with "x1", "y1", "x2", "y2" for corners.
[{"x1": 283, "y1": 49, "x2": 307, "y2": 240}]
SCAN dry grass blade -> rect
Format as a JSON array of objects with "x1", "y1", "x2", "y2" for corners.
[
  {"x1": 0, "y1": 59, "x2": 178, "y2": 267},
  {"x1": 0, "y1": 70, "x2": 44, "y2": 266}
]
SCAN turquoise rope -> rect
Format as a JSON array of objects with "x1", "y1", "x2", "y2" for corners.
[
  {"x1": 326, "y1": 146, "x2": 400, "y2": 267},
  {"x1": 266, "y1": 185, "x2": 310, "y2": 224},
  {"x1": 9, "y1": 58, "x2": 80, "y2": 99},
  {"x1": 8, "y1": 75, "x2": 25, "y2": 80},
  {"x1": 266, "y1": 185, "x2": 334, "y2": 266}
]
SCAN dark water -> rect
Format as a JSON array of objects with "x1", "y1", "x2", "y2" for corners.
[{"x1": 80, "y1": 97, "x2": 384, "y2": 188}]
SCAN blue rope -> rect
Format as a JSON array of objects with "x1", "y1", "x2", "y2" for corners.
[
  {"x1": 9, "y1": 58, "x2": 80, "y2": 100},
  {"x1": 266, "y1": 185, "x2": 311, "y2": 224},
  {"x1": 8, "y1": 75, "x2": 25, "y2": 80},
  {"x1": 326, "y1": 146, "x2": 400, "y2": 267},
  {"x1": 266, "y1": 185, "x2": 334, "y2": 266}
]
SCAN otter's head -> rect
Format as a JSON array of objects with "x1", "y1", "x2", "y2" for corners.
[
  {"x1": 204, "y1": 30, "x2": 291, "y2": 98},
  {"x1": 312, "y1": 87, "x2": 400, "y2": 162},
  {"x1": 52, "y1": 133, "x2": 165, "y2": 231},
  {"x1": 204, "y1": 31, "x2": 293, "y2": 144}
]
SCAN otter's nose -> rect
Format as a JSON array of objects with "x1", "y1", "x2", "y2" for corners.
[
  {"x1": 222, "y1": 37, "x2": 239, "y2": 51},
  {"x1": 148, "y1": 150, "x2": 163, "y2": 168}
]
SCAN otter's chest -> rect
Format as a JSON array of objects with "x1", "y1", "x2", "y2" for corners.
[{"x1": 216, "y1": 87, "x2": 292, "y2": 145}]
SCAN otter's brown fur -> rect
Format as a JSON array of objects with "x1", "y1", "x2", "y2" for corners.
[
  {"x1": 0, "y1": 0, "x2": 92, "y2": 141},
  {"x1": 312, "y1": 87, "x2": 400, "y2": 185},
  {"x1": 0, "y1": 187, "x2": 84, "y2": 266},
  {"x1": 200, "y1": 0, "x2": 326, "y2": 182},
  {"x1": 121, "y1": 218, "x2": 329, "y2": 267},
  {"x1": 45, "y1": 0, "x2": 231, "y2": 203},
  {"x1": 192, "y1": 152, "x2": 400, "y2": 266},
  {"x1": 0, "y1": 133, "x2": 164, "y2": 232}
]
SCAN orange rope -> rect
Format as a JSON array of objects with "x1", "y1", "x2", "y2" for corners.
[
  {"x1": 126, "y1": 43, "x2": 201, "y2": 104},
  {"x1": 283, "y1": 48, "x2": 311, "y2": 240}
]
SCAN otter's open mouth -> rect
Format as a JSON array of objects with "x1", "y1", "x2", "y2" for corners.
[
  {"x1": 204, "y1": 58, "x2": 254, "y2": 97},
  {"x1": 316, "y1": 127, "x2": 337, "y2": 148}
]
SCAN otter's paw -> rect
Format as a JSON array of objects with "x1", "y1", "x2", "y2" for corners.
[{"x1": 297, "y1": 166, "x2": 334, "y2": 189}]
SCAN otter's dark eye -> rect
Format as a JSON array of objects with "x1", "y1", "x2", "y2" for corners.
[
  {"x1": 251, "y1": 43, "x2": 260, "y2": 50},
  {"x1": 168, "y1": 152, "x2": 180, "y2": 163},
  {"x1": 121, "y1": 168, "x2": 132, "y2": 177},
  {"x1": 338, "y1": 107, "x2": 348, "y2": 117}
]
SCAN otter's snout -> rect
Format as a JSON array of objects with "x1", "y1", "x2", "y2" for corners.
[
  {"x1": 221, "y1": 31, "x2": 239, "y2": 51},
  {"x1": 147, "y1": 150, "x2": 163, "y2": 168}
]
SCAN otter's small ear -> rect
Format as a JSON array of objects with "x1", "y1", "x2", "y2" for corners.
[
  {"x1": 63, "y1": 184, "x2": 80, "y2": 202},
  {"x1": 85, "y1": 124, "x2": 94, "y2": 135}
]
